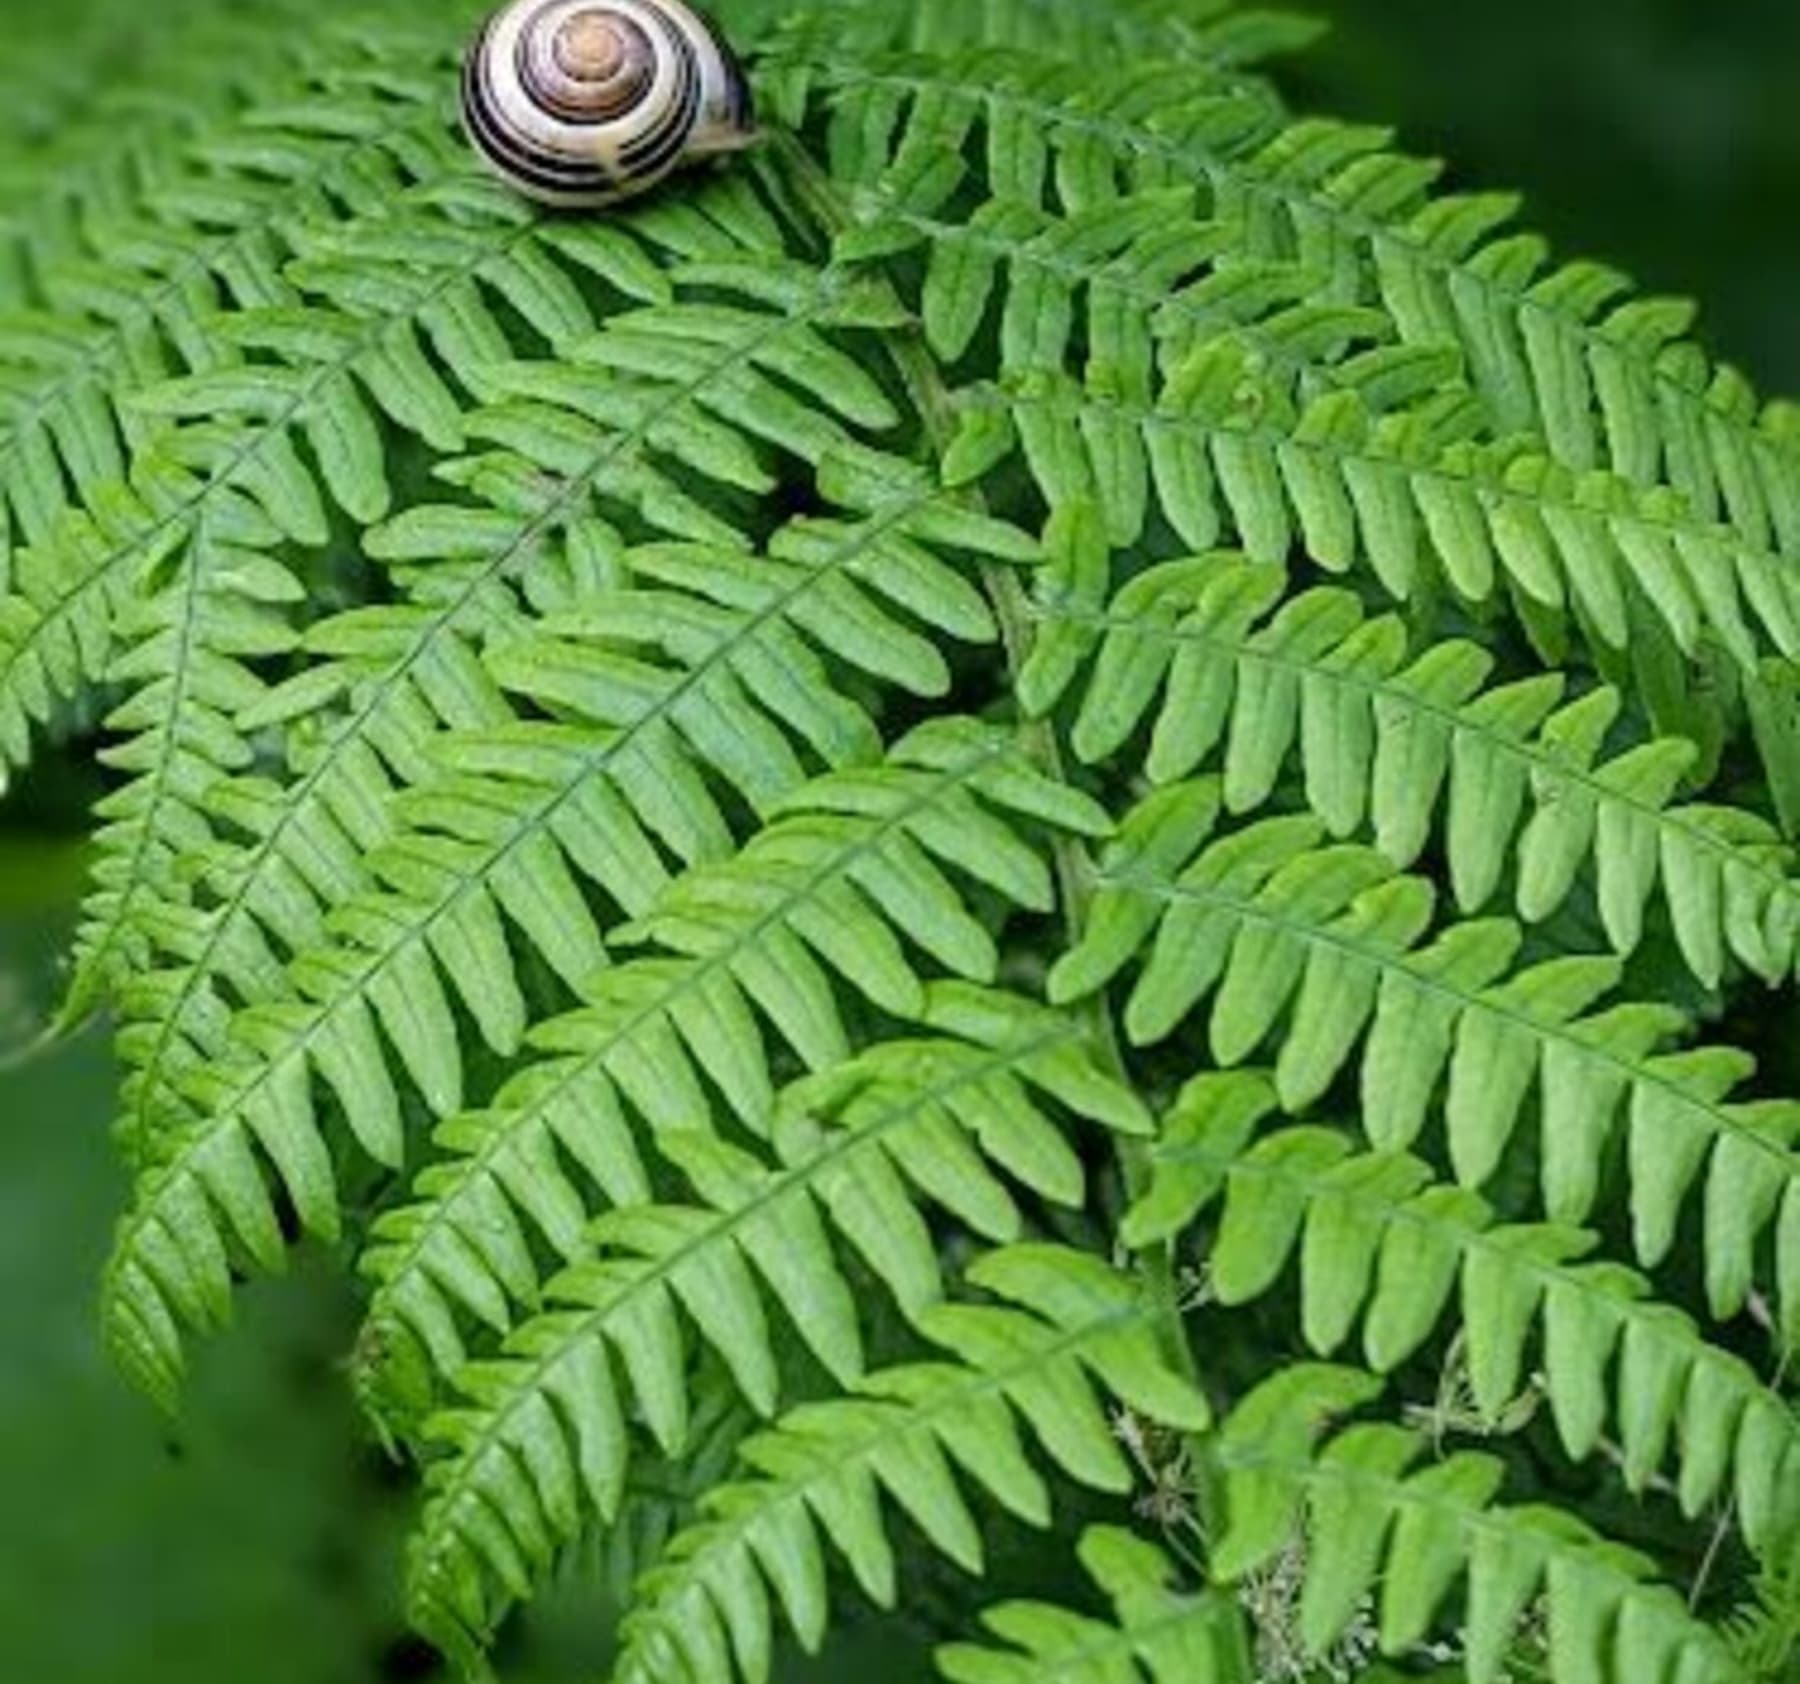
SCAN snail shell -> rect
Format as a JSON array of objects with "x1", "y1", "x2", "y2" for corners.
[{"x1": 462, "y1": 0, "x2": 755, "y2": 209}]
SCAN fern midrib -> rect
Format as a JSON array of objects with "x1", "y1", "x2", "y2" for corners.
[
  {"x1": 992, "y1": 378, "x2": 1797, "y2": 621},
  {"x1": 1040, "y1": 597, "x2": 1799, "y2": 920},
  {"x1": 71, "y1": 517, "x2": 223, "y2": 1031},
  {"x1": 613, "y1": 1300, "x2": 1158, "y2": 1674},
  {"x1": 775, "y1": 127, "x2": 1120, "y2": 1053},
  {"x1": 817, "y1": 56, "x2": 1788, "y2": 496},
  {"x1": 415, "y1": 1020, "x2": 1102, "y2": 1612},
  {"x1": 362, "y1": 732, "x2": 1023, "y2": 1358},
  {"x1": 1099, "y1": 862, "x2": 1798, "y2": 1178}
]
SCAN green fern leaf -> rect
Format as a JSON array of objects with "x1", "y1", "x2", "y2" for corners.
[
  {"x1": 1054, "y1": 784, "x2": 1800, "y2": 1330},
  {"x1": 978, "y1": 347, "x2": 1794, "y2": 680},
  {"x1": 794, "y1": 47, "x2": 1800, "y2": 568},
  {"x1": 1045, "y1": 551, "x2": 1797, "y2": 988},
  {"x1": 0, "y1": 30, "x2": 457, "y2": 781},
  {"x1": 157, "y1": 247, "x2": 910, "y2": 1060},
  {"x1": 606, "y1": 1244, "x2": 1209, "y2": 1684},
  {"x1": 62, "y1": 510, "x2": 305, "y2": 1031},
  {"x1": 99, "y1": 463, "x2": 1046, "y2": 1396},
  {"x1": 398, "y1": 994, "x2": 1147, "y2": 1657},
  {"x1": 936, "y1": 1525, "x2": 1248, "y2": 1684},
  {"x1": 354, "y1": 729, "x2": 1110, "y2": 1423},
  {"x1": 1129, "y1": 1090, "x2": 1800, "y2": 1552},
  {"x1": 1214, "y1": 1366, "x2": 1753, "y2": 1684}
]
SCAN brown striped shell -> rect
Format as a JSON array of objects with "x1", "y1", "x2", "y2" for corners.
[{"x1": 461, "y1": 0, "x2": 755, "y2": 209}]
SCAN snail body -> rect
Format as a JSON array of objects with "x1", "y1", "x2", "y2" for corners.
[{"x1": 462, "y1": 0, "x2": 755, "y2": 209}]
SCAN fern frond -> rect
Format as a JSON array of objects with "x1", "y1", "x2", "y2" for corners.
[
  {"x1": 354, "y1": 729, "x2": 1111, "y2": 1422},
  {"x1": 63, "y1": 507, "x2": 305, "y2": 1026},
  {"x1": 400, "y1": 1008, "x2": 1147, "y2": 1661},
  {"x1": 0, "y1": 25, "x2": 459, "y2": 767},
  {"x1": 98, "y1": 457, "x2": 1041, "y2": 1402},
  {"x1": 101, "y1": 241, "x2": 906, "y2": 1112},
  {"x1": 786, "y1": 47, "x2": 1800, "y2": 702},
  {"x1": 30, "y1": 43, "x2": 485, "y2": 981},
  {"x1": 762, "y1": 49, "x2": 1279, "y2": 225},
  {"x1": 1213, "y1": 1366, "x2": 1752, "y2": 1684},
  {"x1": 0, "y1": 429, "x2": 335, "y2": 790},
  {"x1": 1128, "y1": 1090, "x2": 1800, "y2": 1552},
  {"x1": 977, "y1": 348, "x2": 1795, "y2": 684},
  {"x1": 402, "y1": 1158, "x2": 863, "y2": 1668},
  {"x1": 823, "y1": 168, "x2": 1415, "y2": 476},
  {"x1": 787, "y1": 48, "x2": 1800, "y2": 570},
  {"x1": 1053, "y1": 783, "x2": 1800, "y2": 1331},
  {"x1": 605, "y1": 1244, "x2": 1209, "y2": 1684},
  {"x1": 1043, "y1": 551, "x2": 1796, "y2": 989},
  {"x1": 935, "y1": 1525, "x2": 1246, "y2": 1684}
]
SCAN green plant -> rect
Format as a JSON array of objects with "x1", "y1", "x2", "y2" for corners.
[{"x1": 3, "y1": 0, "x2": 1798, "y2": 1679}]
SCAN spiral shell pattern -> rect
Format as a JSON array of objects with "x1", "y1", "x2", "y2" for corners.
[{"x1": 462, "y1": 0, "x2": 754, "y2": 208}]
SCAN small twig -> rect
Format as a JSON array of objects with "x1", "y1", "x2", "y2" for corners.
[
  {"x1": 1691, "y1": 1334, "x2": 1794, "y2": 1612},
  {"x1": 769, "y1": 120, "x2": 1219, "y2": 1529}
]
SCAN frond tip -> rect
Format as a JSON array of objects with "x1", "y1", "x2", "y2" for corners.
[{"x1": 936, "y1": 1526, "x2": 1247, "y2": 1683}]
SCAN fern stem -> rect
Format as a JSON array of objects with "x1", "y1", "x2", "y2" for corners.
[{"x1": 769, "y1": 123, "x2": 1219, "y2": 1523}]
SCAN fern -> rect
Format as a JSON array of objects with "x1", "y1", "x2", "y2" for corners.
[
  {"x1": 1054, "y1": 782, "x2": 1800, "y2": 1331},
  {"x1": 1127, "y1": 1089, "x2": 1800, "y2": 1551},
  {"x1": 606, "y1": 1245, "x2": 1211, "y2": 1684},
  {"x1": 1045, "y1": 551, "x2": 1798, "y2": 987},
  {"x1": 0, "y1": 19, "x2": 461, "y2": 778},
  {"x1": 354, "y1": 734, "x2": 1110, "y2": 1419},
  {"x1": 5, "y1": 0, "x2": 1799, "y2": 1679},
  {"x1": 977, "y1": 343, "x2": 1798, "y2": 676},
  {"x1": 1212, "y1": 1366, "x2": 1749, "y2": 1683},
  {"x1": 1726, "y1": 1533, "x2": 1800, "y2": 1681},
  {"x1": 937, "y1": 1525, "x2": 1249, "y2": 1684},
  {"x1": 800, "y1": 46, "x2": 1800, "y2": 552},
  {"x1": 400, "y1": 996, "x2": 1149, "y2": 1653}
]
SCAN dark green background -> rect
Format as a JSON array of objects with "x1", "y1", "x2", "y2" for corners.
[{"x1": 2, "y1": 0, "x2": 1797, "y2": 1674}]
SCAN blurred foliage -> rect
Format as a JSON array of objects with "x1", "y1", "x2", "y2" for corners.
[
  {"x1": 1, "y1": 0, "x2": 1797, "y2": 1676},
  {"x1": 1301, "y1": 0, "x2": 1800, "y2": 393},
  {"x1": 0, "y1": 841, "x2": 416, "y2": 1678}
]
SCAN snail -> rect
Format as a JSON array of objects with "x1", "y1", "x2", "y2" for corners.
[{"x1": 461, "y1": 0, "x2": 756, "y2": 209}]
